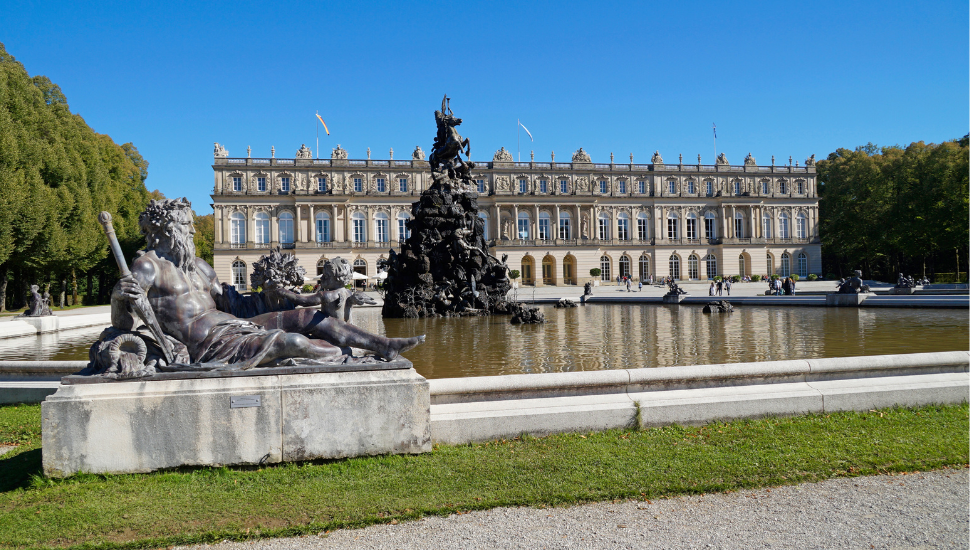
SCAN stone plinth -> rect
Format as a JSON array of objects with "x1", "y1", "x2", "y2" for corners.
[
  {"x1": 890, "y1": 287, "x2": 915, "y2": 295},
  {"x1": 20, "y1": 316, "x2": 59, "y2": 333},
  {"x1": 662, "y1": 294, "x2": 686, "y2": 304},
  {"x1": 42, "y1": 364, "x2": 430, "y2": 477},
  {"x1": 826, "y1": 293, "x2": 868, "y2": 307}
]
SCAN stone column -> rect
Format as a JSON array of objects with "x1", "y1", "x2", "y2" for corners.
[
  {"x1": 534, "y1": 204, "x2": 540, "y2": 241},
  {"x1": 730, "y1": 205, "x2": 737, "y2": 239},
  {"x1": 492, "y1": 204, "x2": 500, "y2": 240},
  {"x1": 554, "y1": 204, "x2": 561, "y2": 240},
  {"x1": 214, "y1": 207, "x2": 224, "y2": 244},
  {"x1": 271, "y1": 210, "x2": 279, "y2": 243},
  {"x1": 513, "y1": 204, "x2": 520, "y2": 239},
  {"x1": 309, "y1": 204, "x2": 316, "y2": 243},
  {"x1": 296, "y1": 205, "x2": 303, "y2": 242},
  {"x1": 331, "y1": 204, "x2": 340, "y2": 243},
  {"x1": 248, "y1": 210, "x2": 255, "y2": 245}
]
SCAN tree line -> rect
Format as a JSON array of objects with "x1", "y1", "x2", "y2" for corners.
[{"x1": 817, "y1": 137, "x2": 969, "y2": 283}]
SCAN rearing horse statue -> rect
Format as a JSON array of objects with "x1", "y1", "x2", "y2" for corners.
[{"x1": 429, "y1": 94, "x2": 471, "y2": 178}]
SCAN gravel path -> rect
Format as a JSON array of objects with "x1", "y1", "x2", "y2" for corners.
[{"x1": 181, "y1": 468, "x2": 968, "y2": 550}]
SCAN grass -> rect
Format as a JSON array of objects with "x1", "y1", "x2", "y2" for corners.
[{"x1": 0, "y1": 402, "x2": 966, "y2": 549}]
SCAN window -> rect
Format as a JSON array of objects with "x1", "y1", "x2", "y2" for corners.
[
  {"x1": 797, "y1": 180, "x2": 804, "y2": 194},
  {"x1": 539, "y1": 179, "x2": 548, "y2": 193},
  {"x1": 598, "y1": 213, "x2": 610, "y2": 240},
  {"x1": 397, "y1": 213, "x2": 411, "y2": 241},
  {"x1": 767, "y1": 254, "x2": 774, "y2": 275},
  {"x1": 317, "y1": 177, "x2": 328, "y2": 192},
  {"x1": 686, "y1": 213, "x2": 698, "y2": 241},
  {"x1": 637, "y1": 213, "x2": 649, "y2": 241},
  {"x1": 637, "y1": 180, "x2": 646, "y2": 194},
  {"x1": 560, "y1": 179, "x2": 568, "y2": 194},
  {"x1": 230, "y1": 212, "x2": 245, "y2": 245},
  {"x1": 278, "y1": 212, "x2": 294, "y2": 244},
  {"x1": 780, "y1": 253, "x2": 791, "y2": 277},
  {"x1": 734, "y1": 212, "x2": 744, "y2": 238},
  {"x1": 399, "y1": 178, "x2": 408, "y2": 192},
  {"x1": 280, "y1": 177, "x2": 290, "y2": 192},
  {"x1": 779, "y1": 212, "x2": 790, "y2": 239},
  {"x1": 738, "y1": 254, "x2": 746, "y2": 276},
  {"x1": 476, "y1": 179, "x2": 485, "y2": 193},
  {"x1": 705, "y1": 254, "x2": 717, "y2": 279},
  {"x1": 795, "y1": 212, "x2": 808, "y2": 239},
  {"x1": 232, "y1": 177, "x2": 241, "y2": 192},
  {"x1": 600, "y1": 256, "x2": 611, "y2": 280},
  {"x1": 521, "y1": 258, "x2": 534, "y2": 285},
  {"x1": 687, "y1": 180, "x2": 695, "y2": 194},
  {"x1": 668, "y1": 180, "x2": 676, "y2": 194},
  {"x1": 688, "y1": 254, "x2": 699, "y2": 279},
  {"x1": 706, "y1": 180, "x2": 713, "y2": 196},
  {"x1": 704, "y1": 212, "x2": 717, "y2": 240},
  {"x1": 375, "y1": 212, "x2": 389, "y2": 243},
  {"x1": 638, "y1": 254, "x2": 650, "y2": 280},
  {"x1": 666, "y1": 213, "x2": 679, "y2": 239},
  {"x1": 538, "y1": 212, "x2": 551, "y2": 241},
  {"x1": 478, "y1": 212, "x2": 488, "y2": 240},
  {"x1": 779, "y1": 181, "x2": 788, "y2": 194},
  {"x1": 762, "y1": 213, "x2": 773, "y2": 238},
  {"x1": 618, "y1": 180, "x2": 627, "y2": 194},
  {"x1": 733, "y1": 180, "x2": 742, "y2": 195},
  {"x1": 798, "y1": 253, "x2": 808, "y2": 277},
  {"x1": 619, "y1": 255, "x2": 631, "y2": 278},
  {"x1": 257, "y1": 177, "x2": 266, "y2": 192},
  {"x1": 353, "y1": 259, "x2": 367, "y2": 286},
  {"x1": 254, "y1": 212, "x2": 270, "y2": 244},
  {"x1": 558, "y1": 212, "x2": 571, "y2": 239},
  {"x1": 518, "y1": 178, "x2": 528, "y2": 194},
  {"x1": 352, "y1": 212, "x2": 366, "y2": 243},
  {"x1": 316, "y1": 259, "x2": 327, "y2": 277},
  {"x1": 669, "y1": 254, "x2": 681, "y2": 279},
  {"x1": 517, "y1": 212, "x2": 530, "y2": 239},
  {"x1": 762, "y1": 180, "x2": 769, "y2": 194},
  {"x1": 231, "y1": 260, "x2": 247, "y2": 292},
  {"x1": 353, "y1": 177, "x2": 363, "y2": 192},
  {"x1": 315, "y1": 213, "x2": 331, "y2": 243},
  {"x1": 599, "y1": 180, "x2": 608, "y2": 194},
  {"x1": 617, "y1": 213, "x2": 630, "y2": 241},
  {"x1": 376, "y1": 178, "x2": 386, "y2": 193}
]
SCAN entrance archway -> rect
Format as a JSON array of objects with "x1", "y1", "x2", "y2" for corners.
[
  {"x1": 563, "y1": 255, "x2": 577, "y2": 285},
  {"x1": 520, "y1": 256, "x2": 535, "y2": 286},
  {"x1": 542, "y1": 255, "x2": 556, "y2": 285}
]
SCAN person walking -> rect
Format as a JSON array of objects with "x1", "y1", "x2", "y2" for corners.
[
  {"x1": 774, "y1": 277, "x2": 782, "y2": 296},
  {"x1": 716, "y1": 278, "x2": 723, "y2": 296},
  {"x1": 638, "y1": 280, "x2": 642, "y2": 292},
  {"x1": 725, "y1": 277, "x2": 732, "y2": 296},
  {"x1": 709, "y1": 281, "x2": 715, "y2": 296}
]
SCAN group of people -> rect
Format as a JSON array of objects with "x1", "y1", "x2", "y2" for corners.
[
  {"x1": 768, "y1": 276, "x2": 797, "y2": 296},
  {"x1": 708, "y1": 278, "x2": 733, "y2": 296},
  {"x1": 615, "y1": 275, "x2": 644, "y2": 292}
]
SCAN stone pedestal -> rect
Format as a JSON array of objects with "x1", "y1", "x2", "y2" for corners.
[
  {"x1": 21, "y1": 316, "x2": 59, "y2": 333},
  {"x1": 662, "y1": 294, "x2": 686, "y2": 304},
  {"x1": 890, "y1": 287, "x2": 915, "y2": 295},
  {"x1": 825, "y1": 293, "x2": 868, "y2": 307},
  {"x1": 42, "y1": 365, "x2": 430, "y2": 477}
]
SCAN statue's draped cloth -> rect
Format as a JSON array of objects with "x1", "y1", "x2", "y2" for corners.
[{"x1": 193, "y1": 319, "x2": 287, "y2": 366}]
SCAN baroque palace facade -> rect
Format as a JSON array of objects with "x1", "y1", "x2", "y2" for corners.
[{"x1": 210, "y1": 143, "x2": 822, "y2": 290}]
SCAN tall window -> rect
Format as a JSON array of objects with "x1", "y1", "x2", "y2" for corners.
[
  {"x1": 704, "y1": 212, "x2": 717, "y2": 240},
  {"x1": 476, "y1": 179, "x2": 486, "y2": 193},
  {"x1": 538, "y1": 212, "x2": 551, "y2": 241},
  {"x1": 767, "y1": 254, "x2": 774, "y2": 275},
  {"x1": 254, "y1": 212, "x2": 270, "y2": 244},
  {"x1": 280, "y1": 177, "x2": 290, "y2": 192},
  {"x1": 637, "y1": 180, "x2": 646, "y2": 194},
  {"x1": 558, "y1": 212, "x2": 570, "y2": 239},
  {"x1": 617, "y1": 213, "x2": 630, "y2": 241},
  {"x1": 396, "y1": 213, "x2": 411, "y2": 241},
  {"x1": 795, "y1": 212, "x2": 808, "y2": 239},
  {"x1": 686, "y1": 180, "x2": 695, "y2": 194},
  {"x1": 668, "y1": 180, "x2": 676, "y2": 194},
  {"x1": 667, "y1": 213, "x2": 679, "y2": 239},
  {"x1": 779, "y1": 180, "x2": 788, "y2": 194},
  {"x1": 733, "y1": 180, "x2": 742, "y2": 195},
  {"x1": 399, "y1": 178, "x2": 408, "y2": 192},
  {"x1": 518, "y1": 178, "x2": 528, "y2": 194},
  {"x1": 278, "y1": 212, "x2": 294, "y2": 244},
  {"x1": 639, "y1": 254, "x2": 650, "y2": 280},
  {"x1": 734, "y1": 212, "x2": 744, "y2": 238},
  {"x1": 231, "y1": 260, "x2": 247, "y2": 292},
  {"x1": 669, "y1": 254, "x2": 681, "y2": 279},
  {"x1": 353, "y1": 259, "x2": 367, "y2": 284},
  {"x1": 706, "y1": 180, "x2": 713, "y2": 196},
  {"x1": 257, "y1": 177, "x2": 266, "y2": 192},
  {"x1": 317, "y1": 177, "x2": 328, "y2": 192},
  {"x1": 517, "y1": 212, "x2": 530, "y2": 239},
  {"x1": 375, "y1": 212, "x2": 389, "y2": 243},
  {"x1": 478, "y1": 212, "x2": 489, "y2": 240},
  {"x1": 762, "y1": 213, "x2": 773, "y2": 238},
  {"x1": 559, "y1": 179, "x2": 568, "y2": 194},
  {"x1": 353, "y1": 177, "x2": 363, "y2": 192},
  {"x1": 315, "y1": 213, "x2": 331, "y2": 243},
  {"x1": 352, "y1": 212, "x2": 366, "y2": 243},
  {"x1": 762, "y1": 180, "x2": 769, "y2": 194},
  {"x1": 599, "y1": 180, "x2": 608, "y2": 194},
  {"x1": 618, "y1": 180, "x2": 627, "y2": 194},
  {"x1": 539, "y1": 179, "x2": 548, "y2": 193},
  {"x1": 232, "y1": 177, "x2": 241, "y2": 192},
  {"x1": 780, "y1": 253, "x2": 791, "y2": 276},
  {"x1": 637, "y1": 213, "x2": 649, "y2": 241},
  {"x1": 376, "y1": 178, "x2": 386, "y2": 193},
  {"x1": 779, "y1": 212, "x2": 790, "y2": 239},
  {"x1": 598, "y1": 213, "x2": 610, "y2": 240},
  {"x1": 686, "y1": 212, "x2": 698, "y2": 241},
  {"x1": 705, "y1": 254, "x2": 717, "y2": 279},
  {"x1": 599, "y1": 256, "x2": 611, "y2": 280},
  {"x1": 797, "y1": 180, "x2": 804, "y2": 194},
  {"x1": 797, "y1": 253, "x2": 808, "y2": 277},
  {"x1": 230, "y1": 212, "x2": 245, "y2": 246},
  {"x1": 738, "y1": 254, "x2": 746, "y2": 276},
  {"x1": 687, "y1": 254, "x2": 699, "y2": 279},
  {"x1": 619, "y1": 255, "x2": 631, "y2": 278}
]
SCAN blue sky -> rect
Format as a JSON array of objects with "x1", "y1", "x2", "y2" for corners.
[{"x1": 4, "y1": 0, "x2": 967, "y2": 211}]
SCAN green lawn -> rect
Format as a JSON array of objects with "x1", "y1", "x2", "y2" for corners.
[{"x1": 0, "y1": 402, "x2": 966, "y2": 550}]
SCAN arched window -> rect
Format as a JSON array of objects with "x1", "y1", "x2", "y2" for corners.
[
  {"x1": 766, "y1": 253, "x2": 774, "y2": 276},
  {"x1": 797, "y1": 252, "x2": 808, "y2": 277},
  {"x1": 687, "y1": 254, "x2": 699, "y2": 279},
  {"x1": 230, "y1": 212, "x2": 245, "y2": 246},
  {"x1": 563, "y1": 255, "x2": 576, "y2": 285},
  {"x1": 558, "y1": 211, "x2": 571, "y2": 240},
  {"x1": 704, "y1": 212, "x2": 717, "y2": 240},
  {"x1": 795, "y1": 212, "x2": 808, "y2": 239},
  {"x1": 666, "y1": 212, "x2": 679, "y2": 240},
  {"x1": 686, "y1": 212, "x2": 698, "y2": 241},
  {"x1": 779, "y1": 212, "x2": 790, "y2": 239},
  {"x1": 538, "y1": 211, "x2": 551, "y2": 241},
  {"x1": 521, "y1": 256, "x2": 535, "y2": 285},
  {"x1": 374, "y1": 212, "x2": 389, "y2": 243},
  {"x1": 254, "y1": 212, "x2": 270, "y2": 244},
  {"x1": 598, "y1": 212, "x2": 610, "y2": 240},
  {"x1": 316, "y1": 258, "x2": 327, "y2": 276},
  {"x1": 738, "y1": 254, "x2": 746, "y2": 277},
  {"x1": 353, "y1": 259, "x2": 367, "y2": 288},
  {"x1": 617, "y1": 212, "x2": 630, "y2": 241},
  {"x1": 637, "y1": 212, "x2": 649, "y2": 241},
  {"x1": 478, "y1": 212, "x2": 488, "y2": 240},
  {"x1": 315, "y1": 212, "x2": 331, "y2": 243},
  {"x1": 762, "y1": 213, "x2": 773, "y2": 238},
  {"x1": 619, "y1": 255, "x2": 631, "y2": 278},
  {"x1": 599, "y1": 255, "x2": 611, "y2": 281},
  {"x1": 669, "y1": 254, "x2": 681, "y2": 280},
  {"x1": 542, "y1": 255, "x2": 555, "y2": 285},
  {"x1": 517, "y1": 211, "x2": 531, "y2": 239},
  {"x1": 639, "y1": 254, "x2": 650, "y2": 280},
  {"x1": 704, "y1": 254, "x2": 717, "y2": 279},
  {"x1": 734, "y1": 211, "x2": 744, "y2": 238},
  {"x1": 278, "y1": 212, "x2": 294, "y2": 244},
  {"x1": 352, "y1": 212, "x2": 367, "y2": 243},
  {"x1": 780, "y1": 253, "x2": 791, "y2": 277},
  {"x1": 231, "y1": 260, "x2": 247, "y2": 291}
]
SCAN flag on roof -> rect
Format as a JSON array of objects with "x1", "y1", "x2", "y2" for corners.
[
  {"x1": 316, "y1": 113, "x2": 330, "y2": 135},
  {"x1": 518, "y1": 120, "x2": 533, "y2": 142}
]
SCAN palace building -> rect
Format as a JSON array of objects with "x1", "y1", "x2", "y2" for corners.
[{"x1": 210, "y1": 143, "x2": 821, "y2": 290}]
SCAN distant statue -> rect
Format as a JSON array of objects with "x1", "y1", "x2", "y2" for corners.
[
  {"x1": 428, "y1": 95, "x2": 474, "y2": 186},
  {"x1": 213, "y1": 142, "x2": 228, "y2": 158},
  {"x1": 664, "y1": 281, "x2": 688, "y2": 296},
  {"x1": 582, "y1": 216, "x2": 589, "y2": 239},
  {"x1": 896, "y1": 273, "x2": 916, "y2": 289},
  {"x1": 412, "y1": 145, "x2": 426, "y2": 160},
  {"x1": 367, "y1": 147, "x2": 371, "y2": 159},
  {"x1": 572, "y1": 148, "x2": 591, "y2": 163},
  {"x1": 18, "y1": 284, "x2": 52, "y2": 317},
  {"x1": 503, "y1": 219, "x2": 512, "y2": 239},
  {"x1": 551, "y1": 151, "x2": 555, "y2": 162},
  {"x1": 583, "y1": 281, "x2": 593, "y2": 296},
  {"x1": 805, "y1": 154, "x2": 816, "y2": 166},
  {"x1": 837, "y1": 270, "x2": 870, "y2": 294},
  {"x1": 744, "y1": 152, "x2": 757, "y2": 166},
  {"x1": 247, "y1": 146, "x2": 251, "y2": 158},
  {"x1": 493, "y1": 147, "x2": 513, "y2": 162},
  {"x1": 331, "y1": 144, "x2": 348, "y2": 159},
  {"x1": 652, "y1": 150, "x2": 663, "y2": 164},
  {"x1": 716, "y1": 153, "x2": 729, "y2": 165},
  {"x1": 296, "y1": 144, "x2": 312, "y2": 159}
]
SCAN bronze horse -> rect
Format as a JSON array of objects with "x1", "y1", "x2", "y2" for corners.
[{"x1": 429, "y1": 94, "x2": 471, "y2": 179}]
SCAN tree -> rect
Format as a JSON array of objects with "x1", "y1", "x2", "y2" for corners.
[{"x1": 193, "y1": 213, "x2": 214, "y2": 266}]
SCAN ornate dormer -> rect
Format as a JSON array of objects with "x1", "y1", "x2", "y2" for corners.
[
  {"x1": 572, "y1": 148, "x2": 591, "y2": 163},
  {"x1": 493, "y1": 147, "x2": 513, "y2": 162}
]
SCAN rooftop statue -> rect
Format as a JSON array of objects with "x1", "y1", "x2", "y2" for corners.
[
  {"x1": 571, "y1": 148, "x2": 591, "y2": 163},
  {"x1": 716, "y1": 152, "x2": 729, "y2": 165},
  {"x1": 744, "y1": 152, "x2": 757, "y2": 166},
  {"x1": 331, "y1": 144, "x2": 348, "y2": 160},
  {"x1": 84, "y1": 200, "x2": 423, "y2": 379},
  {"x1": 493, "y1": 147, "x2": 513, "y2": 162},
  {"x1": 805, "y1": 154, "x2": 816, "y2": 166},
  {"x1": 296, "y1": 144, "x2": 312, "y2": 159},
  {"x1": 213, "y1": 142, "x2": 228, "y2": 158},
  {"x1": 412, "y1": 145, "x2": 426, "y2": 160},
  {"x1": 652, "y1": 150, "x2": 663, "y2": 164}
]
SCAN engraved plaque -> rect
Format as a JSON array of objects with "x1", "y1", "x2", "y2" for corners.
[{"x1": 230, "y1": 395, "x2": 261, "y2": 408}]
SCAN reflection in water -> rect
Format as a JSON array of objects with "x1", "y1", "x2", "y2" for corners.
[{"x1": 0, "y1": 305, "x2": 967, "y2": 380}]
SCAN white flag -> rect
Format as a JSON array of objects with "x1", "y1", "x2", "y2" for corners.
[{"x1": 518, "y1": 120, "x2": 533, "y2": 142}]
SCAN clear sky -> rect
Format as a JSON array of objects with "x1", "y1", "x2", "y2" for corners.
[{"x1": 4, "y1": 0, "x2": 967, "y2": 212}]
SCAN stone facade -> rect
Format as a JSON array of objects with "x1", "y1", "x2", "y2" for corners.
[{"x1": 211, "y1": 149, "x2": 822, "y2": 288}]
